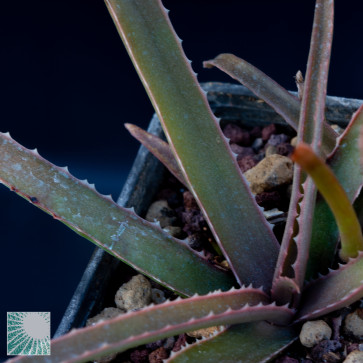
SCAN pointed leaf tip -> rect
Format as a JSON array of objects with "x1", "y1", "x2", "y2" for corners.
[{"x1": 124, "y1": 123, "x2": 187, "y2": 186}]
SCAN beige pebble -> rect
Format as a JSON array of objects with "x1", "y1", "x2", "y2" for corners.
[
  {"x1": 244, "y1": 154, "x2": 293, "y2": 194},
  {"x1": 86, "y1": 307, "x2": 124, "y2": 327},
  {"x1": 186, "y1": 326, "x2": 223, "y2": 339},
  {"x1": 115, "y1": 274, "x2": 152, "y2": 311},
  {"x1": 220, "y1": 260, "x2": 229, "y2": 269},
  {"x1": 331, "y1": 124, "x2": 344, "y2": 135},
  {"x1": 299, "y1": 320, "x2": 332, "y2": 348},
  {"x1": 290, "y1": 136, "x2": 298, "y2": 146},
  {"x1": 344, "y1": 309, "x2": 363, "y2": 339},
  {"x1": 265, "y1": 144, "x2": 278, "y2": 156},
  {"x1": 343, "y1": 351, "x2": 363, "y2": 363}
]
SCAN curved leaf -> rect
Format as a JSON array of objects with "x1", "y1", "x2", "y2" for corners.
[
  {"x1": 105, "y1": 0, "x2": 279, "y2": 290},
  {"x1": 290, "y1": 0, "x2": 334, "y2": 293},
  {"x1": 306, "y1": 104, "x2": 363, "y2": 277},
  {"x1": 168, "y1": 322, "x2": 297, "y2": 363},
  {"x1": 204, "y1": 54, "x2": 300, "y2": 129},
  {"x1": 204, "y1": 53, "x2": 337, "y2": 155},
  {"x1": 125, "y1": 123, "x2": 187, "y2": 186},
  {"x1": 296, "y1": 252, "x2": 363, "y2": 322},
  {"x1": 0, "y1": 132, "x2": 235, "y2": 296},
  {"x1": 6, "y1": 288, "x2": 294, "y2": 363},
  {"x1": 273, "y1": 0, "x2": 334, "y2": 303},
  {"x1": 292, "y1": 143, "x2": 363, "y2": 262}
]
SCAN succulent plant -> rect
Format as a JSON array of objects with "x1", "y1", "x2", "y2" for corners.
[{"x1": 4, "y1": 0, "x2": 363, "y2": 362}]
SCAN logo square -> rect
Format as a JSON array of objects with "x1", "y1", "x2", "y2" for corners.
[{"x1": 7, "y1": 312, "x2": 51, "y2": 356}]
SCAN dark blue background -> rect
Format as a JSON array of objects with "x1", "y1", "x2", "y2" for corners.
[{"x1": 1, "y1": 0, "x2": 363, "y2": 360}]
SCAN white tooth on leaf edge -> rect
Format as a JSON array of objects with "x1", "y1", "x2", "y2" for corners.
[
  {"x1": 201, "y1": 89, "x2": 208, "y2": 97},
  {"x1": 151, "y1": 220, "x2": 161, "y2": 228},
  {"x1": 222, "y1": 134, "x2": 231, "y2": 143},
  {"x1": 60, "y1": 166, "x2": 70, "y2": 173}
]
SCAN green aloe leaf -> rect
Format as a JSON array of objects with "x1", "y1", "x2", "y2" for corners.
[
  {"x1": 306, "y1": 104, "x2": 363, "y2": 278},
  {"x1": 290, "y1": 0, "x2": 333, "y2": 292},
  {"x1": 273, "y1": 0, "x2": 334, "y2": 303},
  {"x1": 125, "y1": 123, "x2": 187, "y2": 186},
  {"x1": 204, "y1": 53, "x2": 337, "y2": 156},
  {"x1": 0, "y1": 132, "x2": 235, "y2": 296},
  {"x1": 168, "y1": 322, "x2": 297, "y2": 363},
  {"x1": 6, "y1": 288, "x2": 294, "y2": 363},
  {"x1": 292, "y1": 143, "x2": 363, "y2": 262},
  {"x1": 296, "y1": 252, "x2": 363, "y2": 322},
  {"x1": 271, "y1": 166, "x2": 303, "y2": 305},
  {"x1": 105, "y1": 0, "x2": 279, "y2": 290}
]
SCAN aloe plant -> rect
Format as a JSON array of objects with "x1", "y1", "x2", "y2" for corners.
[{"x1": 3, "y1": 0, "x2": 363, "y2": 362}]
